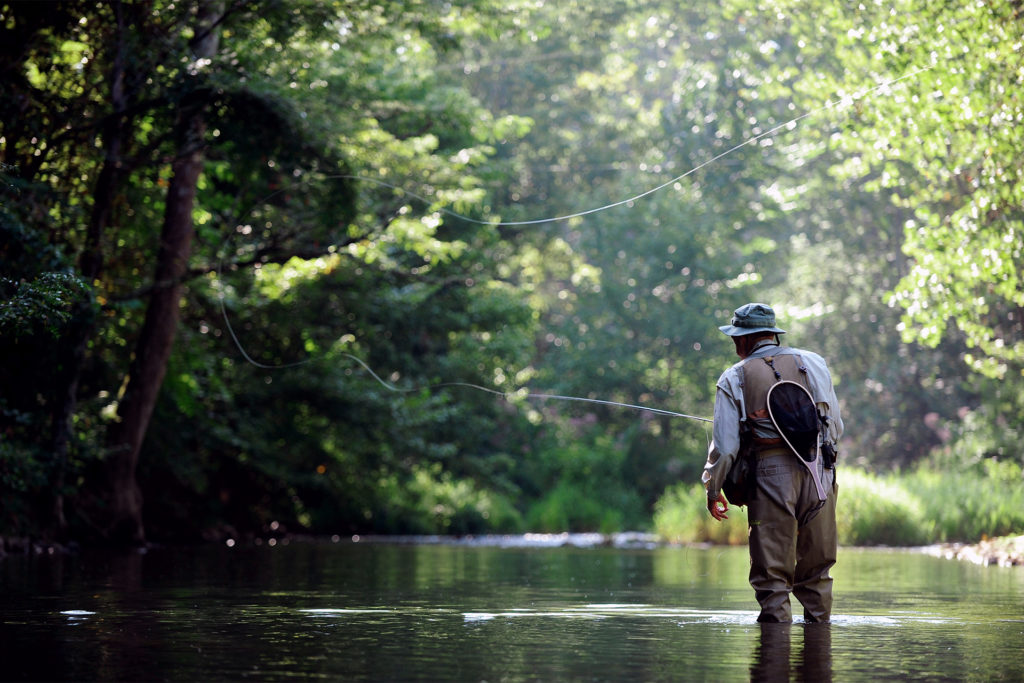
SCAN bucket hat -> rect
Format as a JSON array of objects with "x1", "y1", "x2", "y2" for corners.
[{"x1": 718, "y1": 302, "x2": 786, "y2": 337}]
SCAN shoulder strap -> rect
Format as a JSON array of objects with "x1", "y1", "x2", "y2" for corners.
[
  {"x1": 742, "y1": 353, "x2": 806, "y2": 420},
  {"x1": 738, "y1": 352, "x2": 813, "y2": 448}
]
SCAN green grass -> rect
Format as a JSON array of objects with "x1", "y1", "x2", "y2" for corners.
[
  {"x1": 652, "y1": 483, "x2": 750, "y2": 545},
  {"x1": 833, "y1": 469, "x2": 931, "y2": 545},
  {"x1": 525, "y1": 480, "x2": 637, "y2": 533},
  {"x1": 653, "y1": 459, "x2": 1024, "y2": 547},
  {"x1": 905, "y1": 458, "x2": 1024, "y2": 542}
]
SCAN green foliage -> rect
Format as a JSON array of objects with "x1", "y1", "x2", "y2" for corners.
[
  {"x1": 526, "y1": 479, "x2": 627, "y2": 534},
  {"x1": 878, "y1": 2, "x2": 1024, "y2": 380},
  {"x1": 524, "y1": 432, "x2": 648, "y2": 533},
  {"x1": 0, "y1": 198, "x2": 95, "y2": 535},
  {"x1": 753, "y1": 0, "x2": 1024, "y2": 380},
  {"x1": 447, "y1": 0, "x2": 794, "y2": 504},
  {"x1": 0, "y1": 435, "x2": 52, "y2": 536},
  {"x1": 654, "y1": 462, "x2": 1024, "y2": 548},
  {"x1": 907, "y1": 458, "x2": 1024, "y2": 542},
  {"x1": 834, "y1": 469, "x2": 931, "y2": 546},
  {"x1": 715, "y1": 0, "x2": 1023, "y2": 468},
  {"x1": 5, "y1": 0, "x2": 1024, "y2": 544},
  {"x1": 0, "y1": 412, "x2": 50, "y2": 494},
  {"x1": 375, "y1": 464, "x2": 524, "y2": 535},
  {"x1": 927, "y1": 380, "x2": 1024, "y2": 468},
  {"x1": 653, "y1": 482, "x2": 749, "y2": 545},
  {"x1": 0, "y1": 272, "x2": 90, "y2": 339}
]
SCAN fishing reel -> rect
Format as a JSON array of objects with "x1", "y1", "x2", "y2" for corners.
[
  {"x1": 817, "y1": 414, "x2": 838, "y2": 468},
  {"x1": 820, "y1": 440, "x2": 838, "y2": 468}
]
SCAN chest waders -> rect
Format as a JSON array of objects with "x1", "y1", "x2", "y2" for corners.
[{"x1": 739, "y1": 351, "x2": 837, "y2": 623}]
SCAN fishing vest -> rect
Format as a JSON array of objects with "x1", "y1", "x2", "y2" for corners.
[{"x1": 739, "y1": 351, "x2": 812, "y2": 450}]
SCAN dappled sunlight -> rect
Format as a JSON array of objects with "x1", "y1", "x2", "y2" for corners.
[
  {"x1": 253, "y1": 254, "x2": 342, "y2": 300},
  {"x1": 3, "y1": 0, "x2": 1023, "y2": 636}
]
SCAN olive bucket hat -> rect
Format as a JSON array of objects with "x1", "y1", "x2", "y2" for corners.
[{"x1": 718, "y1": 302, "x2": 787, "y2": 337}]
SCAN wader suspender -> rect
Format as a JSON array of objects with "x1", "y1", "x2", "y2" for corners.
[{"x1": 739, "y1": 352, "x2": 811, "y2": 450}]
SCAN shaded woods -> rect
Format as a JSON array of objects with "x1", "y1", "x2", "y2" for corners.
[{"x1": 2, "y1": 0, "x2": 1022, "y2": 547}]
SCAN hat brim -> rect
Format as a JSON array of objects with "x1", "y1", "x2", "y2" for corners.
[{"x1": 718, "y1": 324, "x2": 786, "y2": 337}]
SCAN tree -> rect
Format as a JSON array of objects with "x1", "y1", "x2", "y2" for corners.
[
  {"x1": 2, "y1": 0, "x2": 536, "y2": 542},
  {"x1": 447, "y1": 2, "x2": 821, "y2": 507},
  {"x1": 101, "y1": 0, "x2": 224, "y2": 544},
  {"x1": 842, "y1": 1, "x2": 1024, "y2": 382},
  {"x1": 8, "y1": 0, "x2": 1020, "y2": 543}
]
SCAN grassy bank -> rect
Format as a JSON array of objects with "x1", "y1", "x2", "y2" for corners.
[{"x1": 653, "y1": 459, "x2": 1024, "y2": 547}]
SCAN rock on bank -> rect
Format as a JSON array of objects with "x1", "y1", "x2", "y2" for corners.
[{"x1": 927, "y1": 534, "x2": 1024, "y2": 567}]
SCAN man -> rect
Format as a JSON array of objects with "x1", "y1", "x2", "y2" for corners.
[{"x1": 702, "y1": 302, "x2": 843, "y2": 623}]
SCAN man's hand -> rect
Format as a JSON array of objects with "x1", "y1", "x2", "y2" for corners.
[{"x1": 707, "y1": 492, "x2": 729, "y2": 521}]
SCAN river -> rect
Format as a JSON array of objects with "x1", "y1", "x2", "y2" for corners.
[{"x1": 2, "y1": 535, "x2": 1022, "y2": 681}]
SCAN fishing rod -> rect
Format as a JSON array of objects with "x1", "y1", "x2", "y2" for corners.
[
  {"x1": 219, "y1": 301, "x2": 713, "y2": 422},
  {"x1": 216, "y1": 66, "x2": 930, "y2": 424},
  {"x1": 307, "y1": 66, "x2": 931, "y2": 228}
]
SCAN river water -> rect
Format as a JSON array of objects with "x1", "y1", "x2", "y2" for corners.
[{"x1": 2, "y1": 535, "x2": 1022, "y2": 681}]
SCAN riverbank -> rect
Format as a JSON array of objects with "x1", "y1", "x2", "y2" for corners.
[
  {"x1": 924, "y1": 534, "x2": 1024, "y2": 568},
  {"x1": 0, "y1": 536, "x2": 80, "y2": 557},
  {"x1": 4, "y1": 532, "x2": 1024, "y2": 566}
]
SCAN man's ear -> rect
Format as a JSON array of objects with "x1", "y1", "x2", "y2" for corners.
[{"x1": 733, "y1": 336, "x2": 746, "y2": 357}]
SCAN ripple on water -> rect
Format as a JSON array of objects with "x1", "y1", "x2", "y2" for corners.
[
  {"x1": 296, "y1": 603, "x2": 970, "y2": 627},
  {"x1": 452, "y1": 605, "x2": 967, "y2": 627}
]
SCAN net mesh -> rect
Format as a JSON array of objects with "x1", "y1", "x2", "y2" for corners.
[{"x1": 767, "y1": 381, "x2": 818, "y2": 462}]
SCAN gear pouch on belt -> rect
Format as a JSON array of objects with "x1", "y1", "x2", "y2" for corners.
[{"x1": 722, "y1": 447, "x2": 754, "y2": 506}]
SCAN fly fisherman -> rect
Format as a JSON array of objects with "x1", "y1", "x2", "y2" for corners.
[{"x1": 702, "y1": 302, "x2": 843, "y2": 623}]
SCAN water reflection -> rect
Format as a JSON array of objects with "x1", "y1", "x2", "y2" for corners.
[
  {"x1": 1, "y1": 541, "x2": 1022, "y2": 681},
  {"x1": 457, "y1": 604, "x2": 967, "y2": 628},
  {"x1": 800, "y1": 624, "x2": 832, "y2": 682},
  {"x1": 751, "y1": 623, "x2": 832, "y2": 682},
  {"x1": 751, "y1": 623, "x2": 793, "y2": 681}
]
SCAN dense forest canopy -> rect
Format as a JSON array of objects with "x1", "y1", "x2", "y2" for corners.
[{"x1": 1, "y1": 0, "x2": 1021, "y2": 544}]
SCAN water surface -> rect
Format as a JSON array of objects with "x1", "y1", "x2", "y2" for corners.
[{"x1": 2, "y1": 537, "x2": 1022, "y2": 681}]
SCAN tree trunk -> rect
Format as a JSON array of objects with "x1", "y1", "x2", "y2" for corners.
[
  {"x1": 48, "y1": 1, "x2": 137, "y2": 539},
  {"x1": 103, "y1": 1, "x2": 222, "y2": 545}
]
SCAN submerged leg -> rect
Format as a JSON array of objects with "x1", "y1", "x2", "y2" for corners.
[
  {"x1": 749, "y1": 514, "x2": 797, "y2": 622},
  {"x1": 794, "y1": 472, "x2": 837, "y2": 622},
  {"x1": 748, "y1": 455, "x2": 800, "y2": 623}
]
